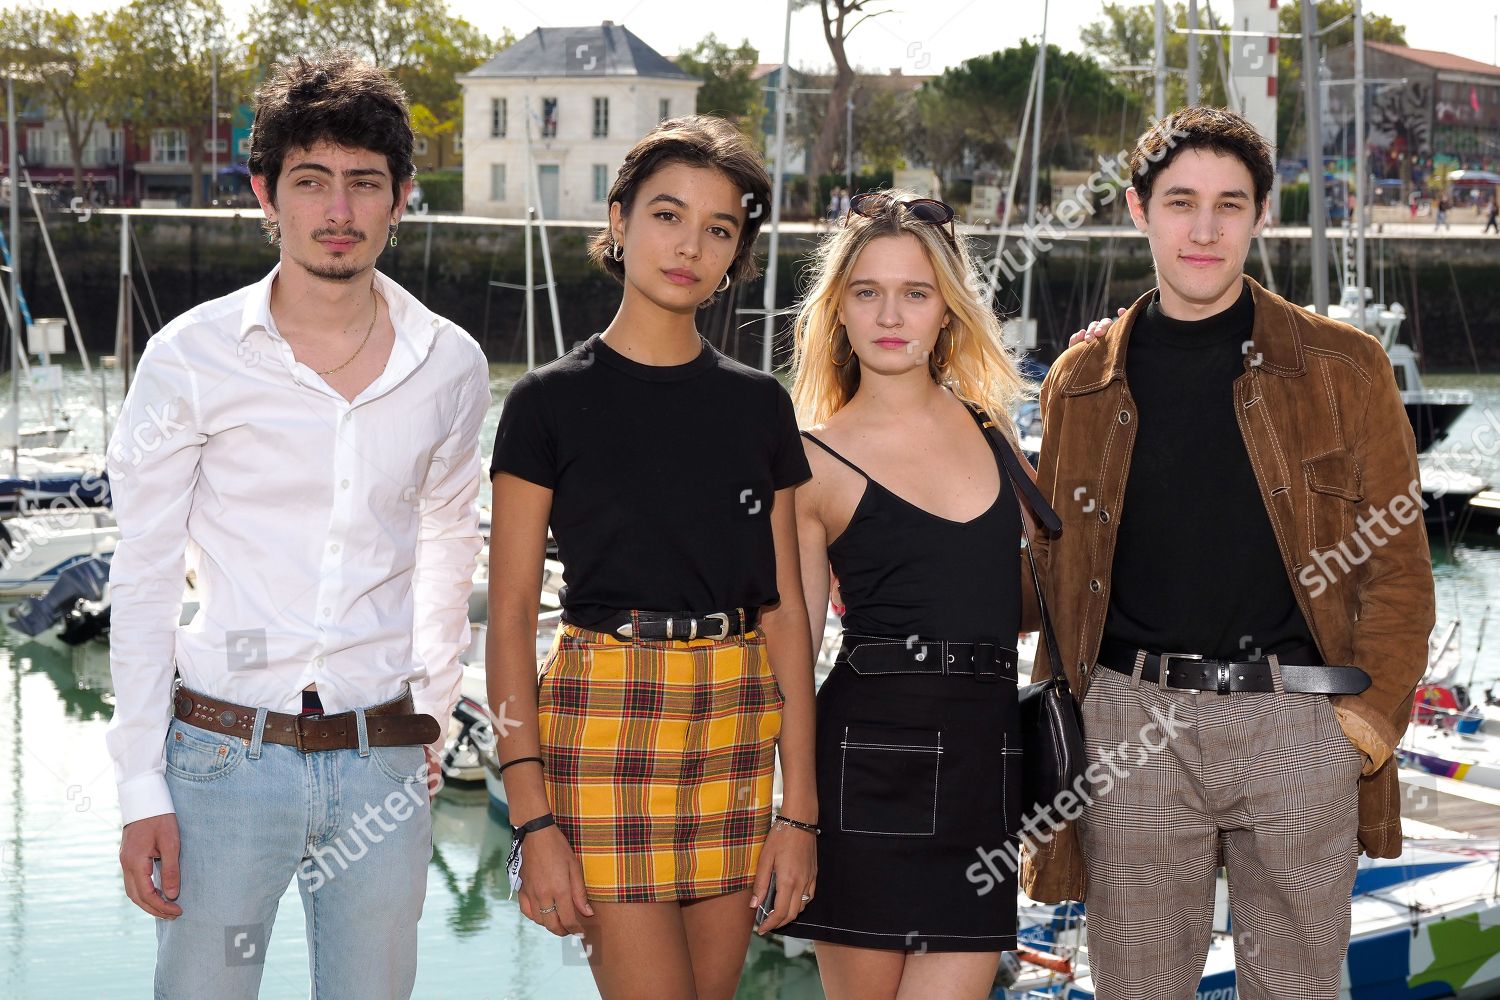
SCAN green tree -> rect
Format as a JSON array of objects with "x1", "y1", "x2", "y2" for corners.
[
  {"x1": 1277, "y1": 0, "x2": 1405, "y2": 155},
  {"x1": 244, "y1": 0, "x2": 504, "y2": 163},
  {"x1": 1079, "y1": 2, "x2": 1229, "y2": 113},
  {"x1": 804, "y1": 0, "x2": 890, "y2": 181},
  {"x1": 909, "y1": 42, "x2": 1145, "y2": 188},
  {"x1": 675, "y1": 34, "x2": 764, "y2": 139},
  {"x1": 0, "y1": 7, "x2": 114, "y2": 195},
  {"x1": 102, "y1": 0, "x2": 234, "y2": 208}
]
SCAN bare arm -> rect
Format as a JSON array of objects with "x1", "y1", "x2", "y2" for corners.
[
  {"x1": 751, "y1": 486, "x2": 820, "y2": 931},
  {"x1": 485, "y1": 471, "x2": 592, "y2": 934},
  {"x1": 794, "y1": 475, "x2": 832, "y2": 658}
]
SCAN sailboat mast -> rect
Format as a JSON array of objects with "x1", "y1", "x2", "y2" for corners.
[
  {"x1": 1019, "y1": 0, "x2": 1048, "y2": 334},
  {"x1": 1301, "y1": 0, "x2": 1331, "y2": 314},
  {"x1": 1354, "y1": 0, "x2": 1368, "y2": 329}
]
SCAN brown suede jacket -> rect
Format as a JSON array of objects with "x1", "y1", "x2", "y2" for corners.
[{"x1": 1021, "y1": 277, "x2": 1436, "y2": 904}]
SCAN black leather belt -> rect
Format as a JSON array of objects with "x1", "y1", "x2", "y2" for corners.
[
  {"x1": 1096, "y1": 639, "x2": 1369, "y2": 695},
  {"x1": 568, "y1": 607, "x2": 759, "y2": 641},
  {"x1": 838, "y1": 633, "x2": 1016, "y2": 683}
]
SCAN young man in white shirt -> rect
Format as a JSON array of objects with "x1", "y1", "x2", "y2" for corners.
[{"x1": 107, "y1": 52, "x2": 490, "y2": 999}]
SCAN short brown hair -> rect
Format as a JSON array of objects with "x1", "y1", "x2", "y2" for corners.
[
  {"x1": 1129, "y1": 106, "x2": 1274, "y2": 216},
  {"x1": 587, "y1": 115, "x2": 772, "y2": 291},
  {"x1": 249, "y1": 51, "x2": 413, "y2": 210}
]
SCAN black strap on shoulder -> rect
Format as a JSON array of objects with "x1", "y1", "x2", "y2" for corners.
[
  {"x1": 968, "y1": 402, "x2": 1068, "y2": 690},
  {"x1": 965, "y1": 404, "x2": 1062, "y2": 536},
  {"x1": 801, "y1": 431, "x2": 872, "y2": 480}
]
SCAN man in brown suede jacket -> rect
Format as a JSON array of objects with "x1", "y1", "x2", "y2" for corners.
[{"x1": 1022, "y1": 107, "x2": 1434, "y2": 1000}]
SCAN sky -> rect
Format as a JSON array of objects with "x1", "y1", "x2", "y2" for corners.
[{"x1": 38, "y1": 0, "x2": 1500, "y2": 73}]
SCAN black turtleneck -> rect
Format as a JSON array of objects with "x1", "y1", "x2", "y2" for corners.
[{"x1": 1103, "y1": 280, "x2": 1317, "y2": 661}]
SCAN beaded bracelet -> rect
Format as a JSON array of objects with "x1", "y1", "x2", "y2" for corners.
[{"x1": 773, "y1": 814, "x2": 821, "y2": 836}]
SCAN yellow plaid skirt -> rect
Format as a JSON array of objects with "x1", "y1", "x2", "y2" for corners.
[{"x1": 537, "y1": 623, "x2": 784, "y2": 902}]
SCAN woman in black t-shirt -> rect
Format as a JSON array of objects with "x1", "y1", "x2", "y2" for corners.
[
  {"x1": 780, "y1": 191, "x2": 1044, "y2": 998},
  {"x1": 487, "y1": 116, "x2": 819, "y2": 999}
]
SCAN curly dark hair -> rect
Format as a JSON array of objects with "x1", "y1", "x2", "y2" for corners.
[
  {"x1": 1129, "y1": 106, "x2": 1274, "y2": 217},
  {"x1": 248, "y1": 50, "x2": 413, "y2": 222},
  {"x1": 586, "y1": 115, "x2": 772, "y2": 295}
]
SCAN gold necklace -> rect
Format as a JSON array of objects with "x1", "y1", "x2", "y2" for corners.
[{"x1": 316, "y1": 287, "x2": 379, "y2": 376}]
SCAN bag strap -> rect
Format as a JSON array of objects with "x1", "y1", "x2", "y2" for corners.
[{"x1": 969, "y1": 404, "x2": 1070, "y2": 693}]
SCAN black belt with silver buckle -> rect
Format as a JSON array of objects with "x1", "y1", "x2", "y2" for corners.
[
  {"x1": 568, "y1": 607, "x2": 758, "y2": 642},
  {"x1": 837, "y1": 633, "x2": 1016, "y2": 683},
  {"x1": 1096, "y1": 639, "x2": 1369, "y2": 695}
]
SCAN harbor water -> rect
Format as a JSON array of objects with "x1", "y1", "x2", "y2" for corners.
[{"x1": 0, "y1": 364, "x2": 1494, "y2": 998}]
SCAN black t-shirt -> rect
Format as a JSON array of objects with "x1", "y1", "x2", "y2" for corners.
[
  {"x1": 1103, "y1": 281, "x2": 1318, "y2": 660},
  {"x1": 490, "y1": 333, "x2": 811, "y2": 627}
]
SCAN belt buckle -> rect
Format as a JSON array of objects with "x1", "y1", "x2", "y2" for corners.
[
  {"x1": 700, "y1": 612, "x2": 730, "y2": 640},
  {"x1": 293, "y1": 712, "x2": 322, "y2": 752},
  {"x1": 1159, "y1": 652, "x2": 1205, "y2": 693}
]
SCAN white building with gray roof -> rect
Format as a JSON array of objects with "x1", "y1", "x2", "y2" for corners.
[{"x1": 459, "y1": 21, "x2": 702, "y2": 220}]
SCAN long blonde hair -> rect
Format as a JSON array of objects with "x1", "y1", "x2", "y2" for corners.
[{"x1": 789, "y1": 189, "x2": 1032, "y2": 434}]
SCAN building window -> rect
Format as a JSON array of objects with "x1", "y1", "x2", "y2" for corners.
[
  {"x1": 490, "y1": 163, "x2": 506, "y2": 201},
  {"x1": 593, "y1": 163, "x2": 609, "y2": 201},
  {"x1": 151, "y1": 129, "x2": 188, "y2": 163},
  {"x1": 593, "y1": 97, "x2": 609, "y2": 138},
  {"x1": 413, "y1": 136, "x2": 429, "y2": 156},
  {"x1": 50, "y1": 131, "x2": 70, "y2": 166},
  {"x1": 541, "y1": 98, "x2": 558, "y2": 138},
  {"x1": 454, "y1": 134, "x2": 464, "y2": 154},
  {"x1": 659, "y1": 98, "x2": 670, "y2": 122},
  {"x1": 237, "y1": 136, "x2": 252, "y2": 156},
  {"x1": 490, "y1": 97, "x2": 506, "y2": 138},
  {"x1": 204, "y1": 137, "x2": 227, "y2": 154}
]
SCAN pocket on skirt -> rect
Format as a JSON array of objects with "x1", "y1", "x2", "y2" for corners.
[{"x1": 838, "y1": 724, "x2": 943, "y2": 837}]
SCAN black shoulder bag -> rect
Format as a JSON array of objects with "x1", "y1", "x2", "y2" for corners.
[{"x1": 973, "y1": 406, "x2": 1087, "y2": 817}]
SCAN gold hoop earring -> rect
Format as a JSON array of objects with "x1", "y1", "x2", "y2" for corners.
[
  {"x1": 931, "y1": 327, "x2": 954, "y2": 369},
  {"x1": 832, "y1": 327, "x2": 854, "y2": 367},
  {"x1": 716, "y1": 273, "x2": 730, "y2": 293}
]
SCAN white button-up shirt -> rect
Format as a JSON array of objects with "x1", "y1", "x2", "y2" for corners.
[{"x1": 105, "y1": 265, "x2": 490, "y2": 825}]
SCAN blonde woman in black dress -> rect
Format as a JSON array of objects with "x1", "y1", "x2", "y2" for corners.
[{"x1": 781, "y1": 191, "x2": 1042, "y2": 999}]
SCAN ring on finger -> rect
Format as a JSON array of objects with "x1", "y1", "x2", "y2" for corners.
[
  {"x1": 539, "y1": 903, "x2": 558, "y2": 914},
  {"x1": 800, "y1": 893, "x2": 812, "y2": 902}
]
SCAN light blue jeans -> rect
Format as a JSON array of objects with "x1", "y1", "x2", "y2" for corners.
[{"x1": 154, "y1": 710, "x2": 432, "y2": 999}]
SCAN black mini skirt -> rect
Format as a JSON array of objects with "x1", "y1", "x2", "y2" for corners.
[{"x1": 781, "y1": 633, "x2": 1022, "y2": 953}]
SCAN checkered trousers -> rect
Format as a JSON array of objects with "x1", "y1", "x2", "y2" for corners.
[
  {"x1": 536, "y1": 623, "x2": 784, "y2": 903},
  {"x1": 1077, "y1": 663, "x2": 1364, "y2": 1000}
]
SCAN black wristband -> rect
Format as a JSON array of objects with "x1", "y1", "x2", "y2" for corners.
[
  {"x1": 497, "y1": 755, "x2": 545, "y2": 775},
  {"x1": 512, "y1": 812, "x2": 556, "y2": 844}
]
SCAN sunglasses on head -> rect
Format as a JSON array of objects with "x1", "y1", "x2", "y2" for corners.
[{"x1": 846, "y1": 192, "x2": 958, "y2": 241}]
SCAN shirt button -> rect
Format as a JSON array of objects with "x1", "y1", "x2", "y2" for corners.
[
  {"x1": 322, "y1": 607, "x2": 332, "y2": 617},
  {"x1": 315, "y1": 656, "x2": 325, "y2": 667},
  {"x1": 343, "y1": 413, "x2": 352, "y2": 423},
  {"x1": 1099, "y1": 510, "x2": 1111, "y2": 524},
  {"x1": 1089, "y1": 579, "x2": 1103, "y2": 593},
  {"x1": 1118, "y1": 410, "x2": 1131, "y2": 425},
  {"x1": 329, "y1": 543, "x2": 341, "y2": 553},
  {"x1": 340, "y1": 479, "x2": 350, "y2": 489}
]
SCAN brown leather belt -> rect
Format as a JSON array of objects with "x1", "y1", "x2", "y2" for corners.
[{"x1": 173, "y1": 684, "x2": 442, "y2": 751}]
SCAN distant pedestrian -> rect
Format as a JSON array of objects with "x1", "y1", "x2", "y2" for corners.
[
  {"x1": 1409, "y1": 191, "x2": 1419, "y2": 219},
  {"x1": 1435, "y1": 196, "x2": 1450, "y2": 230},
  {"x1": 1485, "y1": 199, "x2": 1498, "y2": 234},
  {"x1": 827, "y1": 186, "x2": 842, "y2": 227}
]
